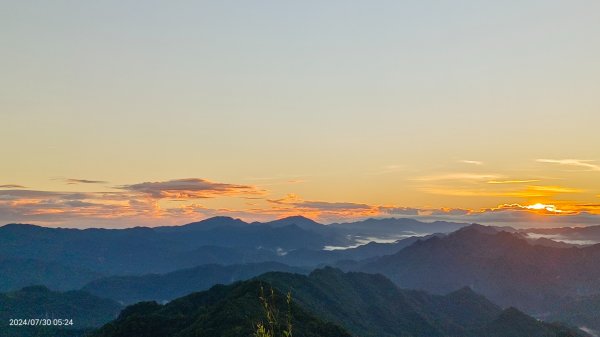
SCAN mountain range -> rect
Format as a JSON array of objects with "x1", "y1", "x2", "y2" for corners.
[
  {"x1": 360, "y1": 224, "x2": 600, "y2": 314},
  {"x1": 93, "y1": 268, "x2": 585, "y2": 337},
  {"x1": 2, "y1": 217, "x2": 600, "y2": 336},
  {"x1": 0, "y1": 216, "x2": 462, "y2": 286}
]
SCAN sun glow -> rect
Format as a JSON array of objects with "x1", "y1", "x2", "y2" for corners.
[{"x1": 525, "y1": 203, "x2": 563, "y2": 213}]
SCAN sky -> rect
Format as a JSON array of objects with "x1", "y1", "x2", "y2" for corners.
[{"x1": 1, "y1": 1, "x2": 599, "y2": 228}]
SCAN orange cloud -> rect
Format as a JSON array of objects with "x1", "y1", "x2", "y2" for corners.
[
  {"x1": 489, "y1": 203, "x2": 575, "y2": 215},
  {"x1": 0, "y1": 177, "x2": 598, "y2": 228},
  {"x1": 0, "y1": 178, "x2": 264, "y2": 227},
  {"x1": 263, "y1": 194, "x2": 380, "y2": 221}
]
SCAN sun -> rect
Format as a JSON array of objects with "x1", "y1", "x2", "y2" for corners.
[{"x1": 525, "y1": 203, "x2": 563, "y2": 213}]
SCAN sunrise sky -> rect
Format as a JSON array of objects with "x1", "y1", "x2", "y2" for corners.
[{"x1": 1, "y1": 1, "x2": 599, "y2": 227}]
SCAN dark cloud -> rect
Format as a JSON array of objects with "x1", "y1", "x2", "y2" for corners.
[
  {"x1": 0, "y1": 199, "x2": 130, "y2": 222},
  {"x1": 0, "y1": 190, "x2": 68, "y2": 200},
  {"x1": 0, "y1": 184, "x2": 26, "y2": 188},
  {"x1": 62, "y1": 200, "x2": 100, "y2": 207},
  {"x1": 0, "y1": 190, "x2": 94, "y2": 200},
  {"x1": 379, "y1": 207, "x2": 420, "y2": 216},
  {"x1": 294, "y1": 201, "x2": 372, "y2": 210},
  {"x1": 65, "y1": 178, "x2": 108, "y2": 184},
  {"x1": 428, "y1": 208, "x2": 471, "y2": 216},
  {"x1": 120, "y1": 178, "x2": 260, "y2": 199},
  {"x1": 268, "y1": 196, "x2": 372, "y2": 211}
]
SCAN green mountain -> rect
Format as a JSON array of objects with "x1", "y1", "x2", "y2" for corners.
[
  {"x1": 92, "y1": 268, "x2": 584, "y2": 337},
  {"x1": 92, "y1": 280, "x2": 351, "y2": 337},
  {"x1": 257, "y1": 267, "x2": 585, "y2": 337}
]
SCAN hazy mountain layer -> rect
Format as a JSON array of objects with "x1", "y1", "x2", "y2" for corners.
[
  {"x1": 83, "y1": 262, "x2": 307, "y2": 304},
  {"x1": 0, "y1": 258, "x2": 101, "y2": 292},
  {"x1": 0, "y1": 286, "x2": 122, "y2": 337},
  {"x1": 362, "y1": 224, "x2": 600, "y2": 313}
]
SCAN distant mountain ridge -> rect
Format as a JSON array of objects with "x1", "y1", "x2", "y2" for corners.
[
  {"x1": 155, "y1": 216, "x2": 248, "y2": 231},
  {"x1": 0, "y1": 216, "x2": 467, "y2": 275},
  {"x1": 0, "y1": 217, "x2": 335, "y2": 275},
  {"x1": 522, "y1": 225, "x2": 600, "y2": 245},
  {"x1": 329, "y1": 217, "x2": 468, "y2": 236}
]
